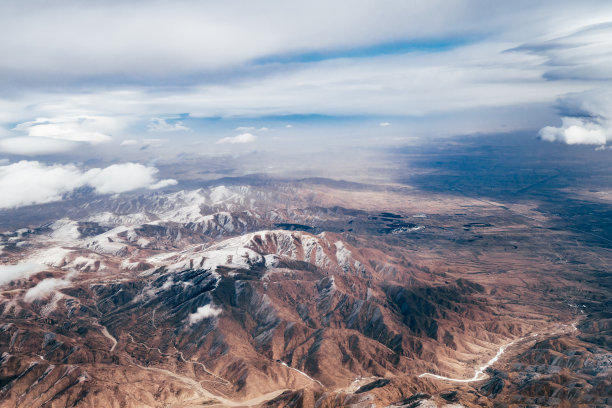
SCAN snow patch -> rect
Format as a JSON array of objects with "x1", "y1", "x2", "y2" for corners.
[
  {"x1": 81, "y1": 226, "x2": 129, "y2": 254},
  {"x1": 87, "y1": 211, "x2": 152, "y2": 226},
  {"x1": 50, "y1": 219, "x2": 80, "y2": 241},
  {"x1": 334, "y1": 241, "x2": 353, "y2": 272},
  {"x1": 121, "y1": 259, "x2": 141, "y2": 270},
  {"x1": 264, "y1": 254, "x2": 280, "y2": 268}
]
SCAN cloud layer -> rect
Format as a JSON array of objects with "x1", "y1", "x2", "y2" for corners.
[
  {"x1": 0, "y1": 1, "x2": 610, "y2": 160},
  {"x1": 0, "y1": 161, "x2": 177, "y2": 209},
  {"x1": 0, "y1": 1, "x2": 537, "y2": 87}
]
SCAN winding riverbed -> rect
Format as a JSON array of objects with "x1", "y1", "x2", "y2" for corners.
[{"x1": 418, "y1": 339, "x2": 519, "y2": 383}]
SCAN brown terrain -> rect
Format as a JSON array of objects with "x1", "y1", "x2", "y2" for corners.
[{"x1": 0, "y1": 170, "x2": 609, "y2": 408}]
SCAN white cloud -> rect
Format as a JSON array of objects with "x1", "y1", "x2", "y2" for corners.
[
  {"x1": 188, "y1": 304, "x2": 222, "y2": 324},
  {"x1": 235, "y1": 126, "x2": 268, "y2": 132},
  {"x1": 0, "y1": 261, "x2": 46, "y2": 286},
  {"x1": 0, "y1": 247, "x2": 73, "y2": 287},
  {"x1": 147, "y1": 117, "x2": 189, "y2": 132},
  {"x1": 0, "y1": 115, "x2": 123, "y2": 155},
  {"x1": 0, "y1": 161, "x2": 177, "y2": 209},
  {"x1": 0, "y1": 161, "x2": 89, "y2": 208},
  {"x1": 379, "y1": 122, "x2": 390, "y2": 127},
  {"x1": 216, "y1": 133, "x2": 257, "y2": 144},
  {"x1": 149, "y1": 178, "x2": 179, "y2": 189},
  {"x1": 14, "y1": 116, "x2": 115, "y2": 144},
  {"x1": 120, "y1": 139, "x2": 138, "y2": 146},
  {"x1": 24, "y1": 278, "x2": 70, "y2": 302},
  {"x1": 0, "y1": 137, "x2": 78, "y2": 155},
  {"x1": 539, "y1": 117, "x2": 608, "y2": 145},
  {"x1": 85, "y1": 163, "x2": 176, "y2": 194}
]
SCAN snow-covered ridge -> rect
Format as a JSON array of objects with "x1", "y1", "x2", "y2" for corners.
[
  {"x1": 85, "y1": 185, "x2": 267, "y2": 226},
  {"x1": 148, "y1": 230, "x2": 368, "y2": 276},
  {"x1": 0, "y1": 186, "x2": 324, "y2": 304}
]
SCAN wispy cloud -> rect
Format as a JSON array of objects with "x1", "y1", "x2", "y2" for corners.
[
  {"x1": 148, "y1": 117, "x2": 189, "y2": 132},
  {"x1": 0, "y1": 261, "x2": 47, "y2": 286},
  {"x1": 24, "y1": 278, "x2": 71, "y2": 302},
  {"x1": 14, "y1": 116, "x2": 118, "y2": 143},
  {"x1": 120, "y1": 139, "x2": 138, "y2": 146},
  {"x1": 0, "y1": 137, "x2": 79, "y2": 155},
  {"x1": 235, "y1": 126, "x2": 268, "y2": 132},
  {"x1": 1, "y1": 115, "x2": 121, "y2": 155},
  {"x1": 216, "y1": 133, "x2": 257, "y2": 144}
]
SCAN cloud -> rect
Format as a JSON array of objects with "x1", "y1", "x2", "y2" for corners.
[
  {"x1": 120, "y1": 139, "x2": 138, "y2": 146},
  {"x1": 147, "y1": 117, "x2": 189, "y2": 132},
  {"x1": 188, "y1": 304, "x2": 222, "y2": 324},
  {"x1": 0, "y1": 137, "x2": 78, "y2": 155},
  {"x1": 85, "y1": 163, "x2": 177, "y2": 194},
  {"x1": 0, "y1": 246, "x2": 74, "y2": 287},
  {"x1": 539, "y1": 117, "x2": 608, "y2": 145},
  {"x1": 379, "y1": 122, "x2": 390, "y2": 127},
  {"x1": 0, "y1": 161, "x2": 177, "y2": 209},
  {"x1": 149, "y1": 178, "x2": 179, "y2": 189},
  {"x1": 14, "y1": 116, "x2": 115, "y2": 144},
  {"x1": 0, "y1": 2, "x2": 609, "y2": 156},
  {"x1": 235, "y1": 126, "x2": 268, "y2": 132},
  {"x1": 0, "y1": 261, "x2": 47, "y2": 286},
  {"x1": 517, "y1": 23, "x2": 612, "y2": 145},
  {"x1": 513, "y1": 22, "x2": 612, "y2": 82},
  {"x1": 24, "y1": 278, "x2": 70, "y2": 302},
  {"x1": 216, "y1": 133, "x2": 257, "y2": 144},
  {"x1": 0, "y1": 115, "x2": 122, "y2": 155},
  {"x1": 0, "y1": 161, "x2": 90, "y2": 208},
  {"x1": 0, "y1": 1, "x2": 566, "y2": 88}
]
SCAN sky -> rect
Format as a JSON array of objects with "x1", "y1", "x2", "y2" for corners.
[{"x1": 1, "y1": 0, "x2": 612, "y2": 208}]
